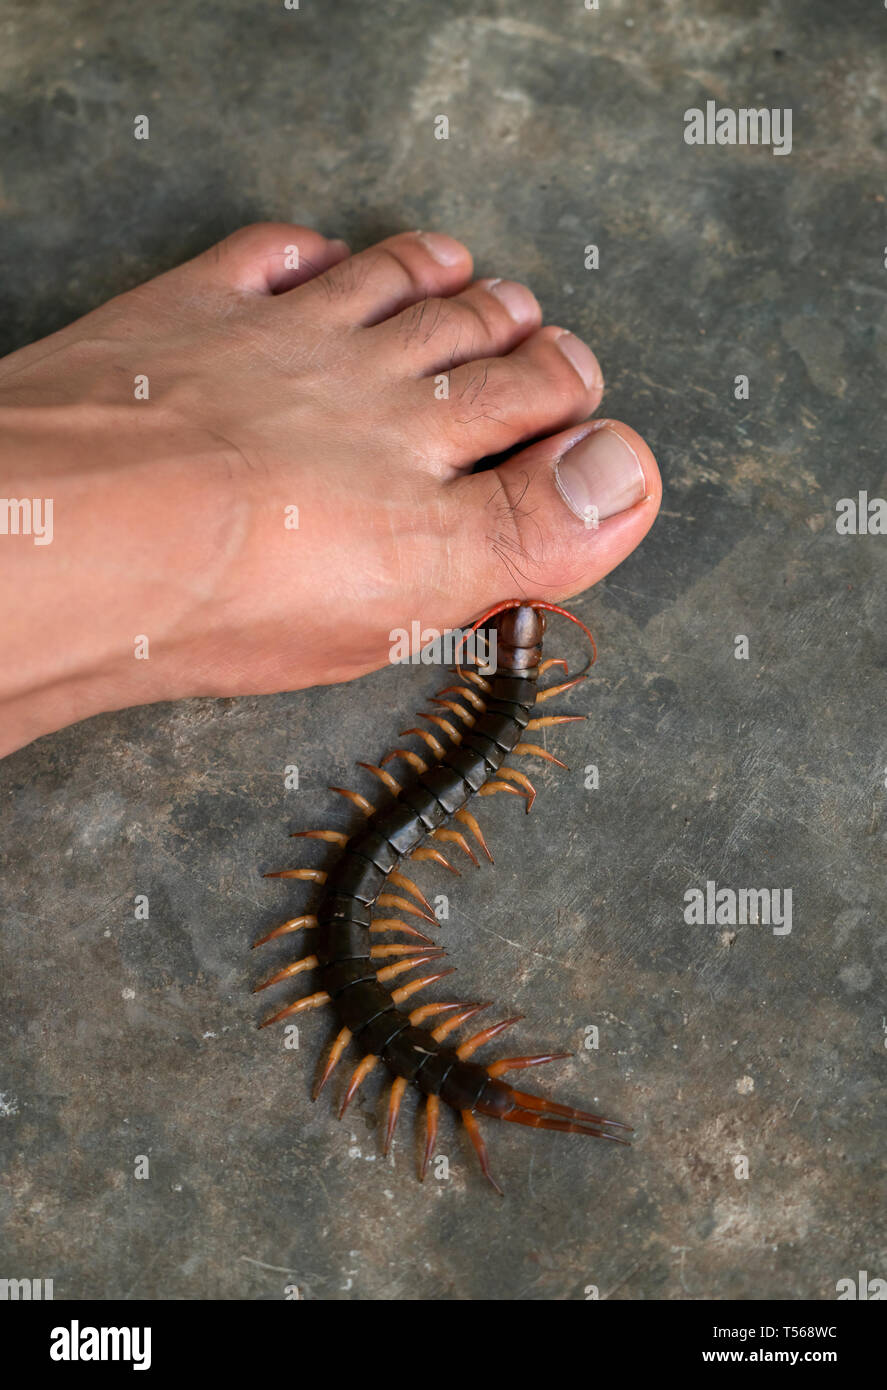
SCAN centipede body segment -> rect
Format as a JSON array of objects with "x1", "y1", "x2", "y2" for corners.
[{"x1": 255, "y1": 599, "x2": 631, "y2": 1192}]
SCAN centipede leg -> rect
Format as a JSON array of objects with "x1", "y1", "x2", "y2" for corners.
[
  {"x1": 462, "y1": 1110, "x2": 503, "y2": 1196},
  {"x1": 420, "y1": 1095, "x2": 439, "y2": 1181},
  {"x1": 512, "y1": 743, "x2": 568, "y2": 770},
  {"x1": 487, "y1": 1052, "x2": 571, "y2": 1077},
  {"x1": 313, "y1": 1027, "x2": 352, "y2": 1099},
  {"x1": 259, "y1": 990, "x2": 330, "y2": 1029},
  {"x1": 535, "y1": 675, "x2": 587, "y2": 704},
  {"x1": 384, "y1": 1077, "x2": 408, "y2": 1156},
  {"x1": 454, "y1": 808, "x2": 493, "y2": 862},
  {"x1": 252, "y1": 915, "x2": 317, "y2": 948},
  {"x1": 456, "y1": 1016, "x2": 523, "y2": 1059},
  {"x1": 339, "y1": 1054, "x2": 379, "y2": 1118}
]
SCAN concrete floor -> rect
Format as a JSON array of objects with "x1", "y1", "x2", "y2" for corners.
[{"x1": 1, "y1": 0, "x2": 885, "y2": 1300}]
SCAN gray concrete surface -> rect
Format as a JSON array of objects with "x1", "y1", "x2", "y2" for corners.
[{"x1": 1, "y1": 0, "x2": 885, "y2": 1300}]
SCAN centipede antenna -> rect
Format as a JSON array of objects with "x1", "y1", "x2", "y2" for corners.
[
  {"x1": 252, "y1": 914, "x2": 317, "y2": 948},
  {"x1": 377, "y1": 892, "x2": 436, "y2": 924},
  {"x1": 462, "y1": 1111, "x2": 503, "y2": 1196},
  {"x1": 253, "y1": 955, "x2": 319, "y2": 992},
  {"x1": 410, "y1": 845, "x2": 460, "y2": 875},
  {"x1": 313, "y1": 1027, "x2": 353, "y2": 1099},
  {"x1": 387, "y1": 871, "x2": 434, "y2": 914},
  {"x1": 454, "y1": 808, "x2": 493, "y2": 862},
  {"x1": 513, "y1": 743, "x2": 568, "y2": 770},
  {"x1": 339, "y1": 1054, "x2": 378, "y2": 1119},
  {"x1": 384, "y1": 1077, "x2": 408, "y2": 1156},
  {"x1": 289, "y1": 830, "x2": 349, "y2": 845},
  {"x1": 263, "y1": 867, "x2": 328, "y2": 883},
  {"x1": 357, "y1": 761, "x2": 402, "y2": 795},
  {"x1": 456, "y1": 1015, "x2": 523, "y2": 1060},
  {"x1": 420, "y1": 1095, "x2": 439, "y2": 1181}
]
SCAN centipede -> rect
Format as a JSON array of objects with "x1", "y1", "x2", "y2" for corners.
[{"x1": 254, "y1": 598, "x2": 631, "y2": 1193}]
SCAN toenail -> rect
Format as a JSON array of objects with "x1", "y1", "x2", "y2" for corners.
[
  {"x1": 415, "y1": 231, "x2": 467, "y2": 265},
  {"x1": 554, "y1": 424, "x2": 646, "y2": 527},
  {"x1": 487, "y1": 278, "x2": 539, "y2": 323},
  {"x1": 555, "y1": 330, "x2": 602, "y2": 390}
]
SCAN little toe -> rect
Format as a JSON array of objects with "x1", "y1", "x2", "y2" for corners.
[
  {"x1": 364, "y1": 277, "x2": 542, "y2": 375},
  {"x1": 169, "y1": 222, "x2": 352, "y2": 295}
]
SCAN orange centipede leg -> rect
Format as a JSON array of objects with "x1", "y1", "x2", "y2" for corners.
[
  {"x1": 357, "y1": 761, "x2": 402, "y2": 795},
  {"x1": 263, "y1": 867, "x2": 327, "y2": 883},
  {"x1": 535, "y1": 675, "x2": 587, "y2": 704},
  {"x1": 313, "y1": 1027, "x2": 353, "y2": 1099},
  {"x1": 456, "y1": 1015, "x2": 523, "y2": 1060},
  {"x1": 420, "y1": 1095, "x2": 440, "y2": 1181},
  {"x1": 252, "y1": 915, "x2": 317, "y2": 948},
  {"x1": 390, "y1": 968, "x2": 456, "y2": 1005},
  {"x1": 369, "y1": 919, "x2": 434, "y2": 944},
  {"x1": 387, "y1": 871, "x2": 434, "y2": 914},
  {"x1": 253, "y1": 955, "x2": 318, "y2": 992},
  {"x1": 410, "y1": 845, "x2": 460, "y2": 875},
  {"x1": 538, "y1": 658, "x2": 569, "y2": 676},
  {"x1": 329, "y1": 786, "x2": 376, "y2": 816},
  {"x1": 289, "y1": 830, "x2": 349, "y2": 845},
  {"x1": 258, "y1": 990, "x2": 330, "y2": 1029},
  {"x1": 462, "y1": 1110, "x2": 503, "y2": 1196},
  {"x1": 339, "y1": 1054, "x2": 379, "y2": 1118},
  {"x1": 430, "y1": 1002, "x2": 490, "y2": 1042},
  {"x1": 512, "y1": 743, "x2": 568, "y2": 769},
  {"x1": 454, "y1": 807, "x2": 493, "y2": 862},
  {"x1": 377, "y1": 892, "x2": 436, "y2": 925},
  {"x1": 487, "y1": 1052, "x2": 572, "y2": 1077},
  {"x1": 525, "y1": 716, "x2": 585, "y2": 730},
  {"x1": 384, "y1": 1077, "x2": 408, "y2": 1156}
]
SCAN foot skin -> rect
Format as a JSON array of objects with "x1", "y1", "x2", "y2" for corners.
[{"x1": 0, "y1": 224, "x2": 661, "y2": 755}]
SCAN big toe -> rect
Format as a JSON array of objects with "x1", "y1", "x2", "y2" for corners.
[{"x1": 449, "y1": 419, "x2": 661, "y2": 618}]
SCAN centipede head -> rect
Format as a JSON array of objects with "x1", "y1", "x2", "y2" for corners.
[{"x1": 458, "y1": 599, "x2": 597, "y2": 675}]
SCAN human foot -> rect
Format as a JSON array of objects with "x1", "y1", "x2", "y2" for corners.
[{"x1": 0, "y1": 224, "x2": 661, "y2": 755}]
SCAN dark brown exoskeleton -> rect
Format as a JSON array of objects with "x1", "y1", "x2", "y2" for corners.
[{"x1": 254, "y1": 600, "x2": 631, "y2": 1193}]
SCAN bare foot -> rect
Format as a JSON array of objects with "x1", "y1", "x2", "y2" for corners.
[{"x1": 0, "y1": 224, "x2": 661, "y2": 755}]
